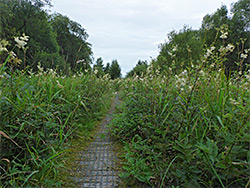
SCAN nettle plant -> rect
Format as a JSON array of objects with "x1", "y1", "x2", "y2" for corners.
[{"x1": 110, "y1": 28, "x2": 250, "y2": 187}]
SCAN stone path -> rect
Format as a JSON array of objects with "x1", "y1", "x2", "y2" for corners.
[{"x1": 74, "y1": 93, "x2": 120, "y2": 188}]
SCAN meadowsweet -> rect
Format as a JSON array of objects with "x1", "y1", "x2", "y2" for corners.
[
  {"x1": 47, "y1": 68, "x2": 57, "y2": 77},
  {"x1": 244, "y1": 49, "x2": 250, "y2": 53},
  {"x1": 218, "y1": 44, "x2": 234, "y2": 55},
  {"x1": 103, "y1": 74, "x2": 111, "y2": 80},
  {"x1": 226, "y1": 44, "x2": 235, "y2": 52},
  {"x1": 0, "y1": 45, "x2": 7, "y2": 53},
  {"x1": 204, "y1": 46, "x2": 215, "y2": 59},
  {"x1": 8, "y1": 51, "x2": 22, "y2": 65},
  {"x1": 37, "y1": 62, "x2": 44, "y2": 73},
  {"x1": 28, "y1": 69, "x2": 34, "y2": 76},
  {"x1": 241, "y1": 53, "x2": 248, "y2": 59},
  {"x1": 94, "y1": 68, "x2": 98, "y2": 75},
  {"x1": 14, "y1": 33, "x2": 29, "y2": 50},
  {"x1": 10, "y1": 51, "x2": 16, "y2": 58},
  {"x1": 220, "y1": 31, "x2": 228, "y2": 39},
  {"x1": 0, "y1": 40, "x2": 8, "y2": 53},
  {"x1": 19, "y1": 34, "x2": 29, "y2": 41}
]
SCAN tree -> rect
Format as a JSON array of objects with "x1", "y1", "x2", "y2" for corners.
[
  {"x1": 110, "y1": 59, "x2": 121, "y2": 79},
  {"x1": 200, "y1": 3, "x2": 250, "y2": 74},
  {"x1": 231, "y1": 0, "x2": 250, "y2": 31},
  {"x1": 93, "y1": 57, "x2": 105, "y2": 77},
  {"x1": 156, "y1": 26, "x2": 202, "y2": 74},
  {"x1": 50, "y1": 13, "x2": 93, "y2": 72},
  {"x1": 104, "y1": 62, "x2": 110, "y2": 74},
  {"x1": 0, "y1": 0, "x2": 61, "y2": 71},
  {"x1": 0, "y1": 0, "x2": 93, "y2": 74},
  {"x1": 126, "y1": 60, "x2": 148, "y2": 77}
]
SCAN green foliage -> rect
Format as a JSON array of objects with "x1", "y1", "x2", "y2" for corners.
[
  {"x1": 157, "y1": 26, "x2": 202, "y2": 74},
  {"x1": 110, "y1": 38, "x2": 250, "y2": 187},
  {"x1": 0, "y1": 0, "x2": 93, "y2": 74},
  {"x1": 110, "y1": 59, "x2": 121, "y2": 79},
  {"x1": 0, "y1": 60, "x2": 115, "y2": 187},
  {"x1": 157, "y1": 1, "x2": 250, "y2": 76},
  {"x1": 49, "y1": 13, "x2": 93, "y2": 73},
  {"x1": 126, "y1": 60, "x2": 148, "y2": 78},
  {"x1": 0, "y1": 0, "x2": 60, "y2": 69},
  {"x1": 104, "y1": 62, "x2": 111, "y2": 74},
  {"x1": 93, "y1": 57, "x2": 105, "y2": 77}
]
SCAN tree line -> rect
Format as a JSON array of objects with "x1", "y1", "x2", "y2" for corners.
[
  {"x1": 127, "y1": 0, "x2": 250, "y2": 77},
  {"x1": 0, "y1": 0, "x2": 121, "y2": 78}
]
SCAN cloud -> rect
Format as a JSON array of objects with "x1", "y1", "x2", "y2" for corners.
[{"x1": 51, "y1": 0, "x2": 234, "y2": 76}]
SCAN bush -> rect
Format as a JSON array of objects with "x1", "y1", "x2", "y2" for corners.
[
  {"x1": 0, "y1": 65, "x2": 115, "y2": 187},
  {"x1": 110, "y1": 44, "x2": 250, "y2": 187}
]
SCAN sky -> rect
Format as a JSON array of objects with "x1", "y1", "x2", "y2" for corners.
[{"x1": 50, "y1": 0, "x2": 236, "y2": 76}]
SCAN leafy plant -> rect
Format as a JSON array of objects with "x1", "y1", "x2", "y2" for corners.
[{"x1": 110, "y1": 28, "x2": 250, "y2": 187}]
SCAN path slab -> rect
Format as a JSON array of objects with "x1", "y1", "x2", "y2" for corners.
[{"x1": 73, "y1": 94, "x2": 120, "y2": 188}]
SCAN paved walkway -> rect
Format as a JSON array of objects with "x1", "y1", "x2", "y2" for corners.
[{"x1": 74, "y1": 93, "x2": 120, "y2": 188}]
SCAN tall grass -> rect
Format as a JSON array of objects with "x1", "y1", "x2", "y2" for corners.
[
  {"x1": 110, "y1": 39, "x2": 250, "y2": 187},
  {"x1": 0, "y1": 62, "x2": 115, "y2": 187}
]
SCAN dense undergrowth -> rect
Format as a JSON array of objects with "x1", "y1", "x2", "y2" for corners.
[
  {"x1": 0, "y1": 63, "x2": 116, "y2": 187},
  {"x1": 110, "y1": 42, "x2": 250, "y2": 187}
]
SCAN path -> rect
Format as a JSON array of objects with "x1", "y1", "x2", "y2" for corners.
[{"x1": 73, "y1": 93, "x2": 120, "y2": 188}]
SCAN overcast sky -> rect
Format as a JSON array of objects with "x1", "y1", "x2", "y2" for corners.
[{"x1": 50, "y1": 0, "x2": 235, "y2": 76}]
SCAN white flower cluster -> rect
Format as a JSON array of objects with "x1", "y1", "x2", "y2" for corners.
[
  {"x1": 14, "y1": 33, "x2": 29, "y2": 50},
  {"x1": 47, "y1": 68, "x2": 57, "y2": 77},
  {"x1": 219, "y1": 25, "x2": 228, "y2": 40},
  {"x1": 37, "y1": 62, "x2": 44, "y2": 75},
  {"x1": 219, "y1": 44, "x2": 235, "y2": 54},
  {"x1": 220, "y1": 31, "x2": 228, "y2": 39},
  {"x1": 94, "y1": 68, "x2": 98, "y2": 75},
  {"x1": 175, "y1": 69, "x2": 188, "y2": 91},
  {"x1": 0, "y1": 39, "x2": 9, "y2": 53},
  {"x1": 240, "y1": 49, "x2": 250, "y2": 59},
  {"x1": 36, "y1": 63, "x2": 57, "y2": 77},
  {"x1": 103, "y1": 74, "x2": 111, "y2": 80},
  {"x1": 204, "y1": 46, "x2": 216, "y2": 59}
]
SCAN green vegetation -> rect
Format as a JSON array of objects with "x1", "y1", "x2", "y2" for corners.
[
  {"x1": 110, "y1": 0, "x2": 250, "y2": 187},
  {"x1": 0, "y1": 0, "x2": 120, "y2": 187},
  {"x1": 93, "y1": 58, "x2": 122, "y2": 79},
  {"x1": 0, "y1": 59, "x2": 116, "y2": 186},
  {"x1": 0, "y1": 0, "x2": 122, "y2": 77},
  {"x1": 126, "y1": 60, "x2": 148, "y2": 78},
  {"x1": 111, "y1": 44, "x2": 250, "y2": 187},
  {"x1": 153, "y1": 0, "x2": 250, "y2": 76},
  {"x1": 1, "y1": 0, "x2": 250, "y2": 187}
]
